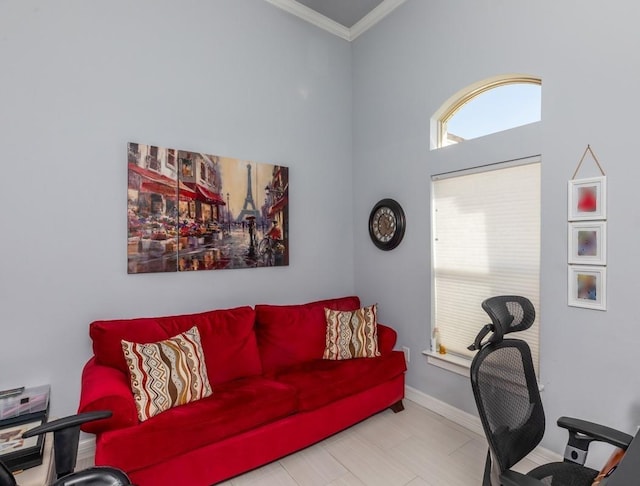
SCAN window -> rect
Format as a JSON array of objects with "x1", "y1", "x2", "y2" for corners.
[
  {"x1": 434, "y1": 76, "x2": 541, "y2": 148},
  {"x1": 167, "y1": 149, "x2": 176, "y2": 169},
  {"x1": 431, "y1": 160, "x2": 540, "y2": 371},
  {"x1": 147, "y1": 146, "x2": 160, "y2": 172}
]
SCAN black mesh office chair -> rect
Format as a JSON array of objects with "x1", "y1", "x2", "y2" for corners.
[
  {"x1": 0, "y1": 411, "x2": 130, "y2": 486},
  {"x1": 469, "y1": 295, "x2": 633, "y2": 486}
]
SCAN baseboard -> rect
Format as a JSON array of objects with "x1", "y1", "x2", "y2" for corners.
[
  {"x1": 405, "y1": 385, "x2": 562, "y2": 465},
  {"x1": 405, "y1": 385, "x2": 484, "y2": 436}
]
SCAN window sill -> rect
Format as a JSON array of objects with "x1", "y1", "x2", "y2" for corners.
[
  {"x1": 422, "y1": 350, "x2": 470, "y2": 377},
  {"x1": 422, "y1": 349, "x2": 545, "y2": 392}
]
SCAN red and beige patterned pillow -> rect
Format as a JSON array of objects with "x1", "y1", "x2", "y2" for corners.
[
  {"x1": 323, "y1": 304, "x2": 381, "y2": 360},
  {"x1": 121, "y1": 326, "x2": 212, "y2": 422}
]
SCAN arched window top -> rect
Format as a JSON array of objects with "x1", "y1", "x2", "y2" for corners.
[{"x1": 432, "y1": 75, "x2": 542, "y2": 149}]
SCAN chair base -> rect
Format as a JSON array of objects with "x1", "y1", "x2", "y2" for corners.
[{"x1": 52, "y1": 466, "x2": 131, "y2": 486}]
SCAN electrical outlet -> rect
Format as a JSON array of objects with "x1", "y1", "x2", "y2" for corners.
[{"x1": 402, "y1": 346, "x2": 410, "y2": 363}]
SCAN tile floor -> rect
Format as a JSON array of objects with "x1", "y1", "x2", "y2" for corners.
[
  {"x1": 215, "y1": 399, "x2": 541, "y2": 486},
  {"x1": 77, "y1": 399, "x2": 541, "y2": 485}
]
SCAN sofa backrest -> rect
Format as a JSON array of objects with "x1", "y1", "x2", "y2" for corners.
[
  {"x1": 89, "y1": 306, "x2": 262, "y2": 385},
  {"x1": 255, "y1": 296, "x2": 361, "y2": 374}
]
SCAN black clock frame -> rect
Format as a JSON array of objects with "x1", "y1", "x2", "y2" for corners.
[{"x1": 368, "y1": 198, "x2": 406, "y2": 251}]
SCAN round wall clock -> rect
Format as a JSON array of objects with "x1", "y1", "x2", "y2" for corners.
[{"x1": 368, "y1": 198, "x2": 406, "y2": 251}]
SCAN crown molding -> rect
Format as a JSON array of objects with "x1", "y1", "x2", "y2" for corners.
[
  {"x1": 350, "y1": 0, "x2": 407, "y2": 41},
  {"x1": 265, "y1": 0, "x2": 406, "y2": 42},
  {"x1": 265, "y1": 0, "x2": 351, "y2": 41}
]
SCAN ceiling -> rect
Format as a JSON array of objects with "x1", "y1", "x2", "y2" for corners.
[
  {"x1": 266, "y1": 0, "x2": 406, "y2": 41},
  {"x1": 295, "y1": 0, "x2": 385, "y2": 28}
]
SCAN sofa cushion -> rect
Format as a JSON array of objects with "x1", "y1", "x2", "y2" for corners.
[
  {"x1": 273, "y1": 351, "x2": 407, "y2": 411},
  {"x1": 122, "y1": 326, "x2": 213, "y2": 422},
  {"x1": 323, "y1": 304, "x2": 380, "y2": 360},
  {"x1": 97, "y1": 377, "x2": 298, "y2": 472},
  {"x1": 255, "y1": 296, "x2": 361, "y2": 374},
  {"x1": 90, "y1": 306, "x2": 261, "y2": 385}
]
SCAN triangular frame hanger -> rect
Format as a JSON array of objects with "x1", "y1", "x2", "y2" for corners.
[{"x1": 572, "y1": 144, "x2": 606, "y2": 180}]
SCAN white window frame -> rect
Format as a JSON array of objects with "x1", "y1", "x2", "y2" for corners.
[
  {"x1": 424, "y1": 157, "x2": 541, "y2": 377},
  {"x1": 430, "y1": 75, "x2": 542, "y2": 150}
]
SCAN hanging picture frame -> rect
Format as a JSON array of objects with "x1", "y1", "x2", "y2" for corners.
[
  {"x1": 568, "y1": 221, "x2": 606, "y2": 265},
  {"x1": 127, "y1": 143, "x2": 290, "y2": 274},
  {"x1": 568, "y1": 176, "x2": 606, "y2": 221},
  {"x1": 568, "y1": 265, "x2": 607, "y2": 310}
]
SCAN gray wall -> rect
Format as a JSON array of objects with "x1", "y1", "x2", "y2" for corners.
[
  {"x1": 352, "y1": 0, "x2": 640, "y2": 460},
  {"x1": 2, "y1": 0, "x2": 639, "y2": 463},
  {"x1": 0, "y1": 1, "x2": 354, "y2": 417}
]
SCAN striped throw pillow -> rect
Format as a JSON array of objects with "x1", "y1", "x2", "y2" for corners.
[
  {"x1": 323, "y1": 304, "x2": 381, "y2": 360},
  {"x1": 122, "y1": 326, "x2": 213, "y2": 422}
]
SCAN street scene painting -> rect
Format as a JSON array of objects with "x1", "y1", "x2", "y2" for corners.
[{"x1": 127, "y1": 143, "x2": 289, "y2": 273}]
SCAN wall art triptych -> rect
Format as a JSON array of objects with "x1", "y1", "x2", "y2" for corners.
[
  {"x1": 127, "y1": 143, "x2": 289, "y2": 274},
  {"x1": 567, "y1": 147, "x2": 607, "y2": 310}
]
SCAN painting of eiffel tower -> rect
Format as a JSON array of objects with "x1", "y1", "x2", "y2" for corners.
[
  {"x1": 127, "y1": 143, "x2": 288, "y2": 273},
  {"x1": 236, "y1": 164, "x2": 261, "y2": 222}
]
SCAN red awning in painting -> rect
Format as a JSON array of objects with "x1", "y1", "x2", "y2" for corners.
[
  {"x1": 196, "y1": 185, "x2": 226, "y2": 205},
  {"x1": 140, "y1": 180, "x2": 177, "y2": 197},
  {"x1": 268, "y1": 196, "x2": 288, "y2": 217},
  {"x1": 140, "y1": 181, "x2": 197, "y2": 201},
  {"x1": 184, "y1": 182, "x2": 226, "y2": 205},
  {"x1": 178, "y1": 184, "x2": 197, "y2": 200},
  {"x1": 130, "y1": 163, "x2": 196, "y2": 200},
  {"x1": 128, "y1": 163, "x2": 167, "y2": 183}
]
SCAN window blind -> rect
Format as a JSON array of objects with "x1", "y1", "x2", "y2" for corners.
[{"x1": 432, "y1": 160, "x2": 540, "y2": 370}]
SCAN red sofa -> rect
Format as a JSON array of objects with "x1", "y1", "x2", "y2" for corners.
[{"x1": 78, "y1": 296, "x2": 407, "y2": 486}]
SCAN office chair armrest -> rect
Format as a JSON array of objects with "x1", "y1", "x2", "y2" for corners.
[
  {"x1": 501, "y1": 470, "x2": 544, "y2": 486},
  {"x1": 22, "y1": 411, "x2": 112, "y2": 438},
  {"x1": 557, "y1": 416, "x2": 633, "y2": 465},
  {"x1": 22, "y1": 411, "x2": 112, "y2": 479},
  {"x1": 558, "y1": 417, "x2": 633, "y2": 449}
]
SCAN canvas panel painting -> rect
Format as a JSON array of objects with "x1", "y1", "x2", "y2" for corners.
[{"x1": 127, "y1": 143, "x2": 289, "y2": 274}]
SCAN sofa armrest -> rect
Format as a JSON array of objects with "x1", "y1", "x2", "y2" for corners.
[
  {"x1": 377, "y1": 323, "x2": 397, "y2": 355},
  {"x1": 78, "y1": 357, "x2": 138, "y2": 434}
]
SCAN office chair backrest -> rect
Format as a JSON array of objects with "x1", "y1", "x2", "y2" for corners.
[{"x1": 470, "y1": 296, "x2": 545, "y2": 480}]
